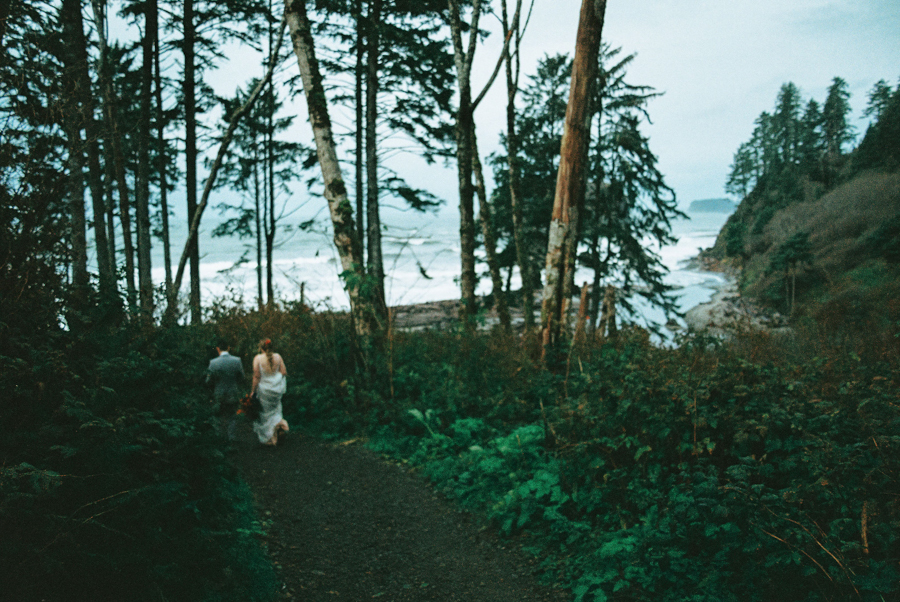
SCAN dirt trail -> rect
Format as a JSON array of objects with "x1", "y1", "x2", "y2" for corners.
[{"x1": 231, "y1": 430, "x2": 570, "y2": 601}]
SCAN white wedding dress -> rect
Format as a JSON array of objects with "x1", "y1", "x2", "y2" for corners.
[{"x1": 252, "y1": 365, "x2": 287, "y2": 444}]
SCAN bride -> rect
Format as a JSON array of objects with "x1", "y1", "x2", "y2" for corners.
[{"x1": 251, "y1": 338, "x2": 289, "y2": 445}]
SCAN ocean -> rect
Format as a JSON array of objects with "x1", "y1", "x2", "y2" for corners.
[{"x1": 151, "y1": 204, "x2": 733, "y2": 335}]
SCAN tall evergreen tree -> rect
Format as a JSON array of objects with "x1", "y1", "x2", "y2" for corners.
[
  {"x1": 773, "y1": 82, "x2": 802, "y2": 170},
  {"x1": 822, "y1": 76, "x2": 854, "y2": 167},
  {"x1": 864, "y1": 78, "x2": 894, "y2": 122},
  {"x1": 798, "y1": 98, "x2": 824, "y2": 175}
]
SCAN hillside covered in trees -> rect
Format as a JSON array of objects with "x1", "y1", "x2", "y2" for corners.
[{"x1": 708, "y1": 77, "x2": 900, "y2": 338}]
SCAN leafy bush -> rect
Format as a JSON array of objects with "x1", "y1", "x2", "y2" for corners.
[
  {"x1": 0, "y1": 323, "x2": 278, "y2": 601},
  {"x1": 360, "y1": 329, "x2": 900, "y2": 601}
]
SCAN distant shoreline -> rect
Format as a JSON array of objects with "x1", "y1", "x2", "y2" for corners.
[{"x1": 681, "y1": 258, "x2": 790, "y2": 336}]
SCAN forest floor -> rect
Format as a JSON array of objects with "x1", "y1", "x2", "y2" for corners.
[{"x1": 230, "y1": 427, "x2": 570, "y2": 602}]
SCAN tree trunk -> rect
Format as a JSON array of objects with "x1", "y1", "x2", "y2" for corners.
[
  {"x1": 104, "y1": 156, "x2": 116, "y2": 266},
  {"x1": 472, "y1": 127, "x2": 511, "y2": 332},
  {"x1": 448, "y1": 0, "x2": 482, "y2": 328},
  {"x1": 64, "y1": 126, "x2": 89, "y2": 308},
  {"x1": 587, "y1": 237, "x2": 601, "y2": 337},
  {"x1": 60, "y1": 0, "x2": 90, "y2": 311},
  {"x1": 284, "y1": 0, "x2": 379, "y2": 340},
  {"x1": 266, "y1": 149, "x2": 275, "y2": 308},
  {"x1": 355, "y1": 0, "x2": 365, "y2": 258},
  {"x1": 598, "y1": 284, "x2": 616, "y2": 339},
  {"x1": 136, "y1": 0, "x2": 156, "y2": 320},
  {"x1": 559, "y1": 187, "x2": 583, "y2": 334},
  {"x1": 65, "y1": 0, "x2": 115, "y2": 306},
  {"x1": 155, "y1": 24, "x2": 173, "y2": 303},
  {"x1": 266, "y1": 11, "x2": 277, "y2": 308},
  {"x1": 254, "y1": 142, "x2": 264, "y2": 310},
  {"x1": 184, "y1": 0, "x2": 201, "y2": 323},
  {"x1": 541, "y1": 0, "x2": 606, "y2": 355},
  {"x1": 502, "y1": 0, "x2": 533, "y2": 330},
  {"x1": 90, "y1": 0, "x2": 137, "y2": 310},
  {"x1": 366, "y1": 0, "x2": 386, "y2": 317}
]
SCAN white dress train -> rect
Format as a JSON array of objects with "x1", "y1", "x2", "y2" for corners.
[{"x1": 252, "y1": 367, "x2": 287, "y2": 443}]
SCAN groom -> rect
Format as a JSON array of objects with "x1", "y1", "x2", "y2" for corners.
[{"x1": 207, "y1": 339, "x2": 245, "y2": 441}]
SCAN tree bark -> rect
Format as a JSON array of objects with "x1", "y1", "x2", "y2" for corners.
[
  {"x1": 284, "y1": 0, "x2": 379, "y2": 341},
  {"x1": 472, "y1": 127, "x2": 511, "y2": 332},
  {"x1": 355, "y1": 0, "x2": 365, "y2": 259},
  {"x1": 598, "y1": 283, "x2": 616, "y2": 339},
  {"x1": 541, "y1": 0, "x2": 606, "y2": 355},
  {"x1": 447, "y1": 0, "x2": 482, "y2": 328},
  {"x1": 136, "y1": 0, "x2": 156, "y2": 320},
  {"x1": 366, "y1": 0, "x2": 386, "y2": 317},
  {"x1": 65, "y1": 0, "x2": 115, "y2": 306},
  {"x1": 155, "y1": 24, "x2": 173, "y2": 303},
  {"x1": 587, "y1": 241, "x2": 601, "y2": 337},
  {"x1": 64, "y1": 127, "x2": 89, "y2": 308},
  {"x1": 254, "y1": 144, "x2": 264, "y2": 309},
  {"x1": 183, "y1": 0, "x2": 201, "y2": 323},
  {"x1": 266, "y1": 13, "x2": 276, "y2": 308},
  {"x1": 60, "y1": 0, "x2": 90, "y2": 310},
  {"x1": 90, "y1": 0, "x2": 137, "y2": 310},
  {"x1": 266, "y1": 128, "x2": 275, "y2": 307}
]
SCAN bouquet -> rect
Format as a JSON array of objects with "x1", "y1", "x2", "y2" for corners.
[{"x1": 236, "y1": 391, "x2": 261, "y2": 420}]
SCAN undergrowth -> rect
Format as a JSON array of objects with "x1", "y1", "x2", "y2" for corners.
[
  {"x1": 353, "y1": 328, "x2": 900, "y2": 602},
  {"x1": 0, "y1": 319, "x2": 278, "y2": 601},
  {"x1": 4, "y1": 295, "x2": 899, "y2": 602}
]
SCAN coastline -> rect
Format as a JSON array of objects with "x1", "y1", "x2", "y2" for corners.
[{"x1": 681, "y1": 260, "x2": 790, "y2": 336}]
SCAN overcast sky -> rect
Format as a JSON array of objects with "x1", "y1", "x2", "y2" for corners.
[
  {"x1": 140, "y1": 0, "x2": 900, "y2": 222},
  {"x1": 453, "y1": 0, "x2": 900, "y2": 209}
]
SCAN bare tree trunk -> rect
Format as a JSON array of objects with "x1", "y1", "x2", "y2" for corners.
[
  {"x1": 166, "y1": 21, "x2": 286, "y2": 325},
  {"x1": 104, "y1": 158, "x2": 116, "y2": 265},
  {"x1": 541, "y1": 0, "x2": 606, "y2": 355},
  {"x1": 114, "y1": 145, "x2": 136, "y2": 310},
  {"x1": 861, "y1": 501, "x2": 870, "y2": 555},
  {"x1": 184, "y1": 0, "x2": 201, "y2": 323},
  {"x1": 59, "y1": 0, "x2": 89, "y2": 311},
  {"x1": 598, "y1": 284, "x2": 616, "y2": 340},
  {"x1": 284, "y1": 0, "x2": 379, "y2": 341},
  {"x1": 266, "y1": 140, "x2": 275, "y2": 307},
  {"x1": 502, "y1": 0, "x2": 533, "y2": 330},
  {"x1": 93, "y1": 0, "x2": 135, "y2": 309},
  {"x1": 155, "y1": 25, "x2": 172, "y2": 302},
  {"x1": 66, "y1": 0, "x2": 115, "y2": 305},
  {"x1": 254, "y1": 143, "x2": 264, "y2": 310},
  {"x1": 91, "y1": 0, "x2": 137, "y2": 310},
  {"x1": 572, "y1": 282, "x2": 589, "y2": 348},
  {"x1": 266, "y1": 17, "x2": 276, "y2": 308},
  {"x1": 355, "y1": 0, "x2": 365, "y2": 258},
  {"x1": 559, "y1": 187, "x2": 584, "y2": 334},
  {"x1": 448, "y1": 0, "x2": 482, "y2": 328},
  {"x1": 135, "y1": 0, "x2": 156, "y2": 320},
  {"x1": 472, "y1": 128, "x2": 511, "y2": 332},
  {"x1": 64, "y1": 127, "x2": 89, "y2": 307},
  {"x1": 366, "y1": 0, "x2": 386, "y2": 317}
]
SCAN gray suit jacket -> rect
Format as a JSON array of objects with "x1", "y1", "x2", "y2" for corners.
[{"x1": 207, "y1": 352, "x2": 245, "y2": 404}]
